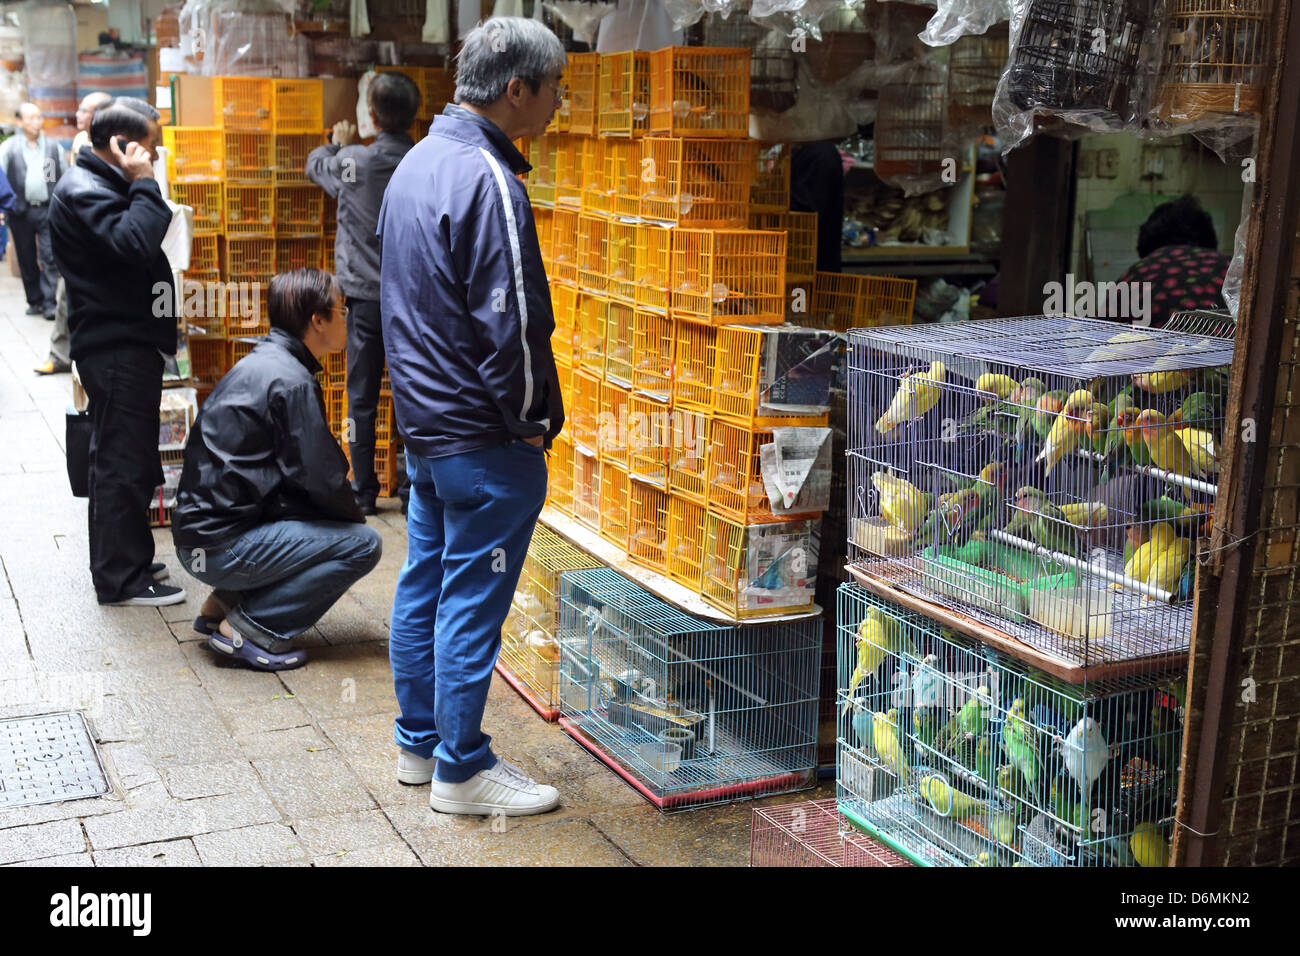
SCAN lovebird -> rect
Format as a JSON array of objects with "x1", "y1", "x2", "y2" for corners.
[
  {"x1": 1130, "y1": 821, "x2": 1170, "y2": 867},
  {"x1": 935, "y1": 685, "x2": 991, "y2": 754},
  {"x1": 1002, "y1": 697, "x2": 1041, "y2": 796},
  {"x1": 1006, "y1": 486, "x2": 1078, "y2": 556},
  {"x1": 841, "y1": 607, "x2": 892, "y2": 716},
  {"x1": 1146, "y1": 527, "x2": 1192, "y2": 595},
  {"x1": 976, "y1": 372, "x2": 1018, "y2": 399},
  {"x1": 1133, "y1": 369, "x2": 1192, "y2": 394},
  {"x1": 1061, "y1": 716, "x2": 1109, "y2": 796},
  {"x1": 921, "y1": 774, "x2": 983, "y2": 818},
  {"x1": 1124, "y1": 522, "x2": 1175, "y2": 584},
  {"x1": 1177, "y1": 390, "x2": 1218, "y2": 429},
  {"x1": 1030, "y1": 389, "x2": 1068, "y2": 441},
  {"x1": 1035, "y1": 389, "x2": 1099, "y2": 477},
  {"x1": 872, "y1": 470, "x2": 928, "y2": 532},
  {"x1": 871, "y1": 708, "x2": 909, "y2": 779},
  {"x1": 1008, "y1": 377, "x2": 1047, "y2": 443},
  {"x1": 875, "y1": 361, "x2": 945, "y2": 434},
  {"x1": 1135, "y1": 409, "x2": 1196, "y2": 480},
  {"x1": 1177, "y1": 427, "x2": 1219, "y2": 477}
]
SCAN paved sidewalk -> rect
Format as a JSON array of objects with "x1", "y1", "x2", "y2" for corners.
[{"x1": 0, "y1": 276, "x2": 825, "y2": 866}]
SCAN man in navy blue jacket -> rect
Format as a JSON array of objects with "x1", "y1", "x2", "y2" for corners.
[{"x1": 379, "y1": 16, "x2": 566, "y2": 816}]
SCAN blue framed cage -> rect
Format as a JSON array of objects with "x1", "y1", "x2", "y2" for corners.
[{"x1": 557, "y1": 567, "x2": 821, "y2": 810}]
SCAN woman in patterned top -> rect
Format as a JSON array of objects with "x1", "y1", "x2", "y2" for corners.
[{"x1": 1116, "y1": 195, "x2": 1231, "y2": 329}]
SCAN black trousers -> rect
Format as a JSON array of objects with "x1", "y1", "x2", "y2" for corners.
[
  {"x1": 345, "y1": 296, "x2": 408, "y2": 502},
  {"x1": 9, "y1": 204, "x2": 59, "y2": 311},
  {"x1": 78, "y1": 346, "x2": 164, "y2": 603}
]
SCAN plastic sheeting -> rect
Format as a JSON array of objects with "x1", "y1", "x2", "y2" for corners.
[
  {"x1": 596, "y1": 0, "x2": 682, "y2": 52},
  {"x1": 919, "y1": 0, "x2": 1011, "y2": 47},
  {"x1": 545, "y1": 1, "x2": 617, "y2": 43},
  {"x1": 204, "y1": 0, "x2": 302, "y2": 76},
  {"x1": 19, "y1": 1, "x2": 77, "y2": 119},
  {"x1": 1221, "y1": 185, "x2": 1250, "y2": 318}
]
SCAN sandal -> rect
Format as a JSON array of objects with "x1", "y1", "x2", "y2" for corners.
[{"x1": 207, "y1": 630, "x2": 307, "y2": 672}]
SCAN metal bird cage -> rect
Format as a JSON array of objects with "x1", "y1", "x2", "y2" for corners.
[
  {"x1": 836, "y1": 583, "x2": 1184, "y2": 867},
  {"x1": 1154, "y1": 0, "x2": 1271, "y2": 123},
  {"x1": 557, "y1": 567, "x2": 820, "y2": 810},
  {"x1": 750, "y1": 798, "x2": 912, "y2": 867},
  {"x1": 1006, "y1": 0, "x2": 1154, "y2": 115},
  {"x1": 873, "y1": 59, "x2": 950, "y2": 183},
  {"x1": 847, "y1": 316, "x2": 1233, "y2": 680},
  {"x1": 701, "y1": 11, "x2": 798, "y2": 114},
  {"x1": 500, "y1": 526, "x2": 604, "y2": 720},
  {"x1": 1163, "y1": 307, "x2": 1235, "y2": 339}
]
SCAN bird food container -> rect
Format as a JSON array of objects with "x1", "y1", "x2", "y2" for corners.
[
  {"x1": 847, "y1": 316, "x2": 1231, "y2": 676},
  {"x1": 836, "y1": 583, "x2": 1183, "y2": 867}
]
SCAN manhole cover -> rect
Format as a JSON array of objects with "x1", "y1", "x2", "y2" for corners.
[{"x1": 0, "y1": 712, "x2": 110, "y2": 809}]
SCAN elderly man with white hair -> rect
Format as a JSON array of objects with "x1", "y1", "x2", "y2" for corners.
[{"x1": 380, "y1": 16, "x2": 567, "y2": 817}]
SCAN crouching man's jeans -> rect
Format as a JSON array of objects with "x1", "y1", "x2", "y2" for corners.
[
  {"x1": 177, "y1": 519, "x2": 382, "y2": 650},
  {"x1": 390, "y1": 441, "x2": 548, "y2": 784}
]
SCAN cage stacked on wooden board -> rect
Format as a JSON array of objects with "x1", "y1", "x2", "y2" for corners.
[
  {"x1": 846, "y1": 316, "x2": 1231, "y2": 680},
  {"x1": 500, "y1": 526, "x2": 604, "y2": 720},
  {"x1": 556, "y1": 567, "x2": 820, "y2": 810},
  {"x1": 834, "y1": 583, "x2": 1183, "y2": 867},
  {"x1": 529, "y1": 48, "x2": 918, "y2": 619}
]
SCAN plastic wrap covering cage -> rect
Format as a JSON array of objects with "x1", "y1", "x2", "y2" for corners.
[
  {"x1": 21, "y1": 1, "x2": 77, "y2": 123},
  {"x1": 995, "y1": 0, "x2": 1158, "y2": 146},
  {"x1": 1152, "y1": 0, "x2": 1271, "y2": 126},
  {"x1": 874, "y1": 57, "x2": 953, "y2": 195},
  {"x1": 557, "y1": 567, "x2": 819, "y2": 810},
  {"x1": 751, "y1": 798, "x2": 912, "y2": 867},
  {"x1": 947, "y1": 26, "x2": 1010, "y2": 137},
  {"x1": 203, "y1": 3, "x2": 303, "y2": 77},
  {"x1": 836, "y1": 583, "x2": 1183, "y2": 867},
  {"x1": 847, "y1": 317, "x2": 1232, "y2": 680},
  {"x1": 500, "y1": 526, "x2": 603, "y2": 720}
]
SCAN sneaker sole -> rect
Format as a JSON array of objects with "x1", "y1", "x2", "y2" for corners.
[
  {"x1": 397, "y1": 769, "x2": 435, "y2": 786},
  {"x1": 107, "y1": 590, "x2": 188, "y2": 607},
  {"x1": 428, "y1": 793, "x2": 560, "y2": 817}
]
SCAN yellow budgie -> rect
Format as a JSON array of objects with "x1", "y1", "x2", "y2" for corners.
[
  {"x1": 1034, "y1": 389, "x2": 1097, "y2": 477},
  {"x1": 921, "y1": 774, "x2": 982, "y2": 818},
  {"x1": 875, "y1": 361, "x2": 945, "y2": 434},
  {"x1": 870, "y1": 709, "x2": 909, "y2": 780},
  {"x1": 1124, "y1": 522, "x2": 1175, "y2": 584},
  {"x1": 1130, "y1": 822, "x2": 1170, "y2": 867},
  {"x1": 1135, "y1": 409, "x2": 1195, "y2": 479},
  {"x1": 1178, "y1": 427, "x2": 1219, "y2": 477},
  {"x1": 872, "y1": 471, "x2": 927, "y2": 532},
  {"x1": 841, "y1": 607, "x2": 891, "y2": 716},
  {"x1": 1147, "y1": 528, "x2": 1192, "y2": 595}
]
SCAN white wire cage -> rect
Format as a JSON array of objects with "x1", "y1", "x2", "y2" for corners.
[
  {"x1": 750, "y1": 798, "x2": 912, "y2": 867},
  {"x1": 836, "y1": 583, "x2": 1183, "y2": 867},
  {"x1": 556, "y1": 567, "x2": 820, "y2": 811},
  {"x1": 847, "y1": 316, "x2": 1232, "y2": 678}
]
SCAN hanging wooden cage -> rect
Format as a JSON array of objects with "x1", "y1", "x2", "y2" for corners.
[
  {"x1": 1006, "y1": 0, "x2": 1153, "y2": 115},
  {"x1": 874, "y1": 59, "x2": 949, "y2": 182},
  {"x1": 948, "y1": 26, "x2": 1009, "y2": 133},
  {"x1": 1154, "y1": 0, "x2": 1271, "y2": 122}
]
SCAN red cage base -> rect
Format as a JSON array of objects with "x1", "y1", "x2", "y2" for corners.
[{"x1": 494, "y1": 661, "x2": 561, "y2": 722}]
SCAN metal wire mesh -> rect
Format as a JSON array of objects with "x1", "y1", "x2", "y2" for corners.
[
  {"x1": 847, "y1": 316, "x2": 1233, "y2": 675},
  {"x1": 750, "y1": 798, "x2": 912, "y2": 867},
  {"x1": 837, "y1": 582, "x2": 1184, "y2": 866},
  {"x1": 558, "y1": 567, "x2": 819, "y2": 810}
]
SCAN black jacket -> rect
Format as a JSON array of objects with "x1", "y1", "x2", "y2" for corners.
[
  {"x1": 171, "y1": 328, "x2": 363, "y2": 552},
  {"x1": 48, "y1": 150, "x2": 176, "y2": 361}
]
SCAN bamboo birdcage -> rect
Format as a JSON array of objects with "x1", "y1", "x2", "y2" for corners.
[
  {"x1": 948, "y1": 27, "x2": 1010, "y2": 134},
  {"x1": 1154, "y1": 0, "x2": 1271, "y2": 123},
  {"x1": 874, "y1": 59, "x2": 950, "y2": 183}
]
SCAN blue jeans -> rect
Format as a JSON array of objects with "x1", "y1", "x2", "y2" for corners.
[
  {"x1": 177, "y1": 519, "x2": 382, "y2": 650},
  {"x1": 390, "y1": 441, "x2": 548, "y2": 783}
]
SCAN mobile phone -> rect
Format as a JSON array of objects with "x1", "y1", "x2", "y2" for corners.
[{"x1": 115, "y1": 136, "x2": 130, "y2": 154}]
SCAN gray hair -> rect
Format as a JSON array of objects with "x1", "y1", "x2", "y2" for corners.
[{"x1": 454, "y1": 16, "x2": 567, "y2": 107}]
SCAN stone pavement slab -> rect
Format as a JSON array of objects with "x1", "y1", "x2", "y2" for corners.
[
  {"x1": 92, "y1": 839, "x2": 202, "y2": 867},
  {"x1": 0, "y1": 819, "x2": 88, "y2": 865},
  {"x1": 252, "y1": 750, "x2": 376, "y2": 818},
  {"x1": 193, "y1": 823, "x2": 307, "y2": 866}
]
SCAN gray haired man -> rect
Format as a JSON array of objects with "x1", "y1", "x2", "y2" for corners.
[{"x1": 381, "y1": 17, "x2": 567, "y2": 816}]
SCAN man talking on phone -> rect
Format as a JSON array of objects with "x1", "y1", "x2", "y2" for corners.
[{"x1": 50, "y1": 97, "x2": 186, "y2": 607}]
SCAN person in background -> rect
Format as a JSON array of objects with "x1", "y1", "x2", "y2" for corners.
[
  {"x1": 35, "y1": 91, "x2": 112, "y2": 376},
  {"x1": 1116, "y1": 194, "x2": 1231, "y2": 329},
  {"x1": 1, "y1": 103, "x2": 68, "y2": 318},
  {"x1": 306, "y1": 71, "x2": 420, "y2": 516},
  {"x1": 49, "y1": 97, "x2": 182, "y2": 606},
  {"x1": 791, "y1": 140, "x2": 844, "y2": 273},
  {"x1": 172, "y1": 269, "x2": 380, "y2": 671},
  {"x1": 380, "y1": 16, "x2": 565, "y2": 816}
]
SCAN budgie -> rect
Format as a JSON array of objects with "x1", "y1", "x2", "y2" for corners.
[
  {"x1": 921, "y1": 774, "x2": 982, "y2": 818},
  {"x1": 1002, "y1": 697, "x2": 1040, "y2": 797},
  {"x1": 1061, "y1": 716, "x2": 1109, "y2": 796},
  {"x1": 1130, "y1": 821, "x2": 1170, "y2": 868},
  {"x1": 1146, "y1": 528, "x2": 1192, "y2": 595},
  {"x1": 935, "y1": 685, "x2": 991, "y2": 754},
  {"x1": 1135, "y1": 409, "x2": 1196, "y2": 480},
  {"x1": 1035, "y1": 388, "x2": 1099, "y2": 477},
  {"x1": 1124, "y1": 522, "x2": 1175, "y2": 584},
  {"x1": 840, "y1": 607, "x2": 891, "y2": 716},
  {"x1": 875, "y1": 361, "x2": 945, "y2": 434},
  {"x1": 1177, "y1": 427, "x2": 1219, "y2": 477},
  {"x1": 909, "y1": 653, "x2": 943, "y2": 709},
  {"x1": 872, "y1": 470, "x2": 928, "y2": 532},
  {"x1": 871, "y1": 708, "x2": 909, "y2": 779}
]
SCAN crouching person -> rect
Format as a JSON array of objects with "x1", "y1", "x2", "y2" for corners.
[{"x1": 172, "y1": 269, "x2": 381, "y2": 670}]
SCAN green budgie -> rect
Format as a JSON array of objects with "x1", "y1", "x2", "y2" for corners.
[{"x1": 935, "y1": 685, "x2": 991, "y2": 755}]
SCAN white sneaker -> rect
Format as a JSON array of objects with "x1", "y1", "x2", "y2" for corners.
[
  {"x1": 397, "y1": 750, "x2": 436, "y2": 785},
  {"x1": 428, "y1": 759, "x2": 560, "y2": 816}
]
